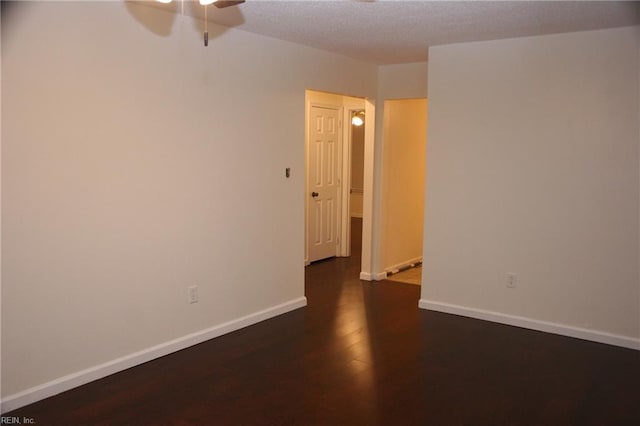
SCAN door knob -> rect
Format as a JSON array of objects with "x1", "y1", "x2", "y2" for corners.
[{"x1": 311, "y1": 192, "x2": 319, "y2": 198}]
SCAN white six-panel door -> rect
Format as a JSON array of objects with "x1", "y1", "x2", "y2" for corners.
[{"x1": 308, "y1": 105, "x2": 341, "y2": 262}]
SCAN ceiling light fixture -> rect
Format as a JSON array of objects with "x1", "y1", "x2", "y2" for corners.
[
  {"x1": 156, "y1": 0, "x2": 245, "y2": 46},
  {"x1": 352, "y1": 111, "x2": 365, "y2": 127}
]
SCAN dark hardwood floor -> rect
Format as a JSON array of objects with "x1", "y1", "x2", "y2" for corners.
[{"x1": 6, "y1": 218, "x2": 640, "y2": 425}]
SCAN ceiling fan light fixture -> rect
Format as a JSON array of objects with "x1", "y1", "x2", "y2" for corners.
[{"x1": 153, "y1": 0, "x2": 244, "y2": 47}]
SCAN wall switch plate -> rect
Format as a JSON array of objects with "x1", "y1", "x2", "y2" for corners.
[
  {"x1": 507, "y1": 273, "x2": 518, "y2": 289},
  {"x1": 188, "y1": 286, "x2": 199, "y2": 304}
]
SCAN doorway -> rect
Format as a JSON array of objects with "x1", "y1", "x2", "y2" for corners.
[
  {"x1": 349, "y1": 109, "x2": 365, "y2": 221},
  {"x1": 304, "y1": 90, "x2": 369, "y2": 267},
  {"x1": 379, "y1": 98, "x2": 428, "y2": 285}
]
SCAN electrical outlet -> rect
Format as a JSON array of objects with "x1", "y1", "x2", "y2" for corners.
[
  {"x1": 188, "y1": 285, "x2": 199, "y2": 304},
  {"x1": 506, "y1": 273, "x2": 518, "y2": 289}
]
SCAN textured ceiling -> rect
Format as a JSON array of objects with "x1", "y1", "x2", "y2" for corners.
[{"x1": 145, "y1": 0, "x2": 640, "y2": 65}]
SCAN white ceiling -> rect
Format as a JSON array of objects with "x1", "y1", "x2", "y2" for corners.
[{"x1": 146, "y1": 0, "x2": 640, "y2": 65}]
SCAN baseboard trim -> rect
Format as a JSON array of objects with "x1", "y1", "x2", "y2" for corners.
[
  {"x1": 373, "y1": 271, "x2": 388, "y2": 281},
  {"x1": 1, "y1": 297, "x2": 308, "y2": 414},
  {"x1": 419, "y1": 299, "x2": 640, "y2": 351},
  {"x1": 385, "y1": 256, "x2": 422, "y2": 274},
  {"x1": 359, "y1": 271, "x2": 387, "y2": 281}
]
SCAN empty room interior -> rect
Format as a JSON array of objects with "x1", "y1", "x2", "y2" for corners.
[{"x1": 2, "y1": 0, "x2": 640, "y2": 424}]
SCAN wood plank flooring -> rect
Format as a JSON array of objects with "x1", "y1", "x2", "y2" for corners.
[
  {"x1": 386, "y1": 265, "x2": 422, "y2": 286},
  {"x1": 5, "y1": 219, "x2": 640, "y2": 425}
]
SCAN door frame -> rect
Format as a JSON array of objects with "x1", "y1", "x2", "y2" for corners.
[
  {"x1": 359, "y1": 98, "x2": 376, "y2": 279},
  {"x1": 339, "y1": 100, "x2": 367, "y2": 258},
  {"x1": 304, "y1": 89, "x2": 376, "y2": 281},
  {"x1": 305, "y1": 90, "x2": 369, "y2": 265}
]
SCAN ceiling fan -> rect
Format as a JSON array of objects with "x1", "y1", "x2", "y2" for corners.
[
  {"x1": 198, "y1": 0, "x2": 245, "y2": 8},
  {"x1": 156, "y1": 0, "x2": 246, "y2": 46}
]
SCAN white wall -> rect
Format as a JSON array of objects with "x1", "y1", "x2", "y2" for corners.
[
  {"x1": 421, "y1": 26, "x2": 640, "y2": 347},
  {"x1": 0, "y1": 2, "x2": 4, "y2": 405},
  {"x1": 378, "y1": 62, "x2": 429, "y2": 100},
  {"x1": 369, "y1": 62, "x2": 428, "y2": 278},
  {"x1": 1, "y1": 1, "x2": 377, "y2": 406},
  {"x1": 381, "y1": 99, "x2": 427, "y2": 271}
]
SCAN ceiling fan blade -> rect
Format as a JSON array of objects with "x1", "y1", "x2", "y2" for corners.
[{"x1": 214, "y1": 0, "x2": 245, "y2": 8}]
